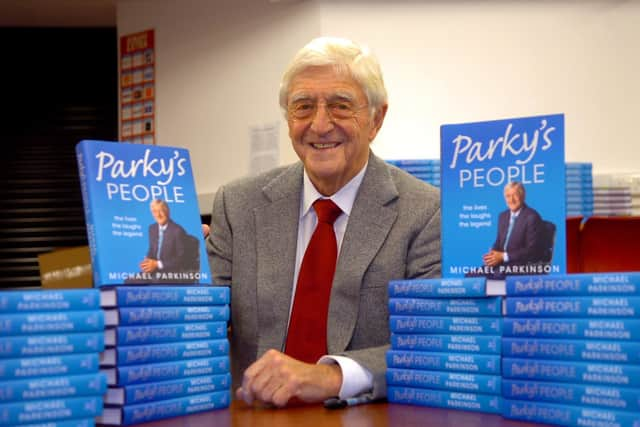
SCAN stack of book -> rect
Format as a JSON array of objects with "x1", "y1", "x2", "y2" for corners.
[
  {"x1": 385, "y1": 159, "x2": 441, "y2": 187},
  {"x1": 593, "y1": 173, "x2": 634, "y2": 216},
  {"x1": 566, "y1": 162, "x2": 593, "y2": 218},
  {"x1": 385, "y1": 277, "x2": 503, "y2": 414},
  {"x1": 501, "y1": 272, "x2": 640, "y2": 426},
  {"x1": 97, "y1": 286, "x2": 231, "y2": 426},
  {"x1": 0, "y1": 289, "x2": 107, "y2": 426}
]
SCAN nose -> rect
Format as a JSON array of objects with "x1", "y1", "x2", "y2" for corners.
[{"x1": 309, "y1": 103, "x2": 334, "y2": 134}]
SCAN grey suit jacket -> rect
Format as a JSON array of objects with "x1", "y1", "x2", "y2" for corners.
[{"x1": 206, "y1": 151, "x2": 441, "y2": 400}]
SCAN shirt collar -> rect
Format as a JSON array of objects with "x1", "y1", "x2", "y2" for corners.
[{"x1": 300, "y1": 162, "x2": 368, "y2": 219}]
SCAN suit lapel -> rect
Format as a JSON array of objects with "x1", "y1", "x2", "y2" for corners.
[
  {"x1": 254, "y1": 164, "x2": 303, "y2": 355},
  {"x1": 327, "y1": 153, "x2": 398, "y2": 353}
]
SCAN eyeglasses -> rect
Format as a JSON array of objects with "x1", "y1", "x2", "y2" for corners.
[{"x1": 287, "y1": 100, "x2": 368, "y2": 121}]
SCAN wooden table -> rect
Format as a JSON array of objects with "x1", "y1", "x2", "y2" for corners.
[{"x1": 135, "y1": 400, "x2": 542, "y2": 427}]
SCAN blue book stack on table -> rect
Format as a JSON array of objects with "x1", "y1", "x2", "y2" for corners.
[
  {"x1": 0, "y1": 289, "x2": 106, "y2": 427},
  {"x1": 502, "y1": 272, "x2": 640, "y2": 427},
  {"x1": 386, "y1": 277, "x2": 503, "y2": 414}
]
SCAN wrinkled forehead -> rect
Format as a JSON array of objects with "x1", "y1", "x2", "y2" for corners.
[{"x1": 287, "y1": 65, "x2": 365, "y2": 102}]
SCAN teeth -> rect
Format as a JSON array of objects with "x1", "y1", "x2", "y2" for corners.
[{"x1": 312, "y1": 143, "x2": 338, "y2": 149}]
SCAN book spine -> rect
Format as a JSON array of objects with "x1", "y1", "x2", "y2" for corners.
[
  {"x1": 505, "y1": 296, "x2": 640, "y2": 318},
  {"x1": 103, "y1": 339, "x2": 229, "y2": 366},
  {"x1": 502, "y1": 379, "x2": 640, "y2": 412},
  {"x1": 0, "y1": 373, "x2": 107, "y2": 403},
  {"x1": 0, "y1": 311, "x2": 105, "y2": 336},
  {"x1": 113, "y1": 305, "x2": 230, "y2": 326},
  {"x1": 75, "y1": 144, "x2": 101, "y2": 286},
  {"x1": 0, "y1": 396, "x2": 103, "y2": 425},
  {"x1": 502, "y1": 399, "x2": 640, "y2": 427},
  {"x1": 390, "y1": 316, "x2": 502, "y2": 335},
  {"x1": 112, "y1": 321, "x2": 227, "y2": 346},
  {"x1": 502, "y1": 358, "x2": 640, "y2": 388},
  {"x1": 115, "y1": 373, "x2": 231, "y2": 405},
  {"x1": 391, "y1": 334, "x2": 501, "y2": 354},
  {"x1": 502, "y1": 338, "x2": 640, "y2": 364},
  {"x1": 389, "y1": 297, "x2": 502, "y2": 317},
  {"x1": 387, "y1": 386, "x2": 501, "y2": 414},
  {"x1": 110, "y1": 356, "x2": 230, "y2": 385},
  {"x1": 0, "y1": 289, "x2": 101, "y2": 313},
  {"x1": 506, "y1": 273, "x2": 640, "y2": 296},
  {"x1": 0, "y1": 332, "x2": 104, "y2": 359},
  {"x1": 389, "y1": 278, "x2": 486, "y2": 298},
  {"x1": 503, "y1": 318, "x2": 640, "y2": 341},
  {"x1": 119, "y1": 391, "x2": 230, "y2": 425},
  {"x1": 105, "y1": 286, "x2": 230, "y2": 307},
  {"x1": 386, "y1": 368, "x2": 501, "y2": 394},
  {"x1": 5, "y1": 417, "x2": 95, "y2": 427},
  {"x1": 0, "y1": 353, "x2": 100, "y2": 380},
  {"x1": 386, "y1": 350, "x2": 500, "y2": 375}
]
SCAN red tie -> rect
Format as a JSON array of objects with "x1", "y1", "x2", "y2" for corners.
[{"x1": 286, "y1": 199, "x2": 342, "y2": 363}]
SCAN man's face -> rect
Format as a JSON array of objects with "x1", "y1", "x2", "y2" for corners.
[
  {"x1": 287, "y1": 66, "x2": 385, "y2": 195},
  {"x1": 504, "y1": 186, "x2": 523, "y2": 212},
  {"x1": 151, "y1": 203, "x2": 168, "y2": 226}
]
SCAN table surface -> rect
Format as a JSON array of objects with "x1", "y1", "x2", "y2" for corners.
[{"x1": 134, "y1": 400, "x2": 543, "y2": 427}]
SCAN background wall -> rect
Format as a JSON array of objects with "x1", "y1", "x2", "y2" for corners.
[{"x1": 117, "y1": 0, "x2": 640, "y2": 213}]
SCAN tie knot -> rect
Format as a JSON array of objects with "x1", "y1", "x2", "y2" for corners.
[{"x1": 313, "y1": 199, "x2": 342, "y2": 225}]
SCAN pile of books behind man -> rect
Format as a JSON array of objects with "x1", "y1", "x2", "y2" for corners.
[
  {"x1": 501, "y1": 272, "x2": 640, "y2": 426},
  {"x1": 566, "y1": 162, "x2": 594, "y2": 217},
  {"x1": 385, "y1": 277, "x2": 503, "y2": 414},
  {"x1": 0, "y1": 289, "x2": 106, "y2": 426},
  {"x1": 385, "y1": 159, "x2": 441, "y2": 188}
]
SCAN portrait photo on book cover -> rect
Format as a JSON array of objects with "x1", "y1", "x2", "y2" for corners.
[
  {"x1": 131, "y1": 198, "x2": 201, "y2": 283},
  {"x1": 474, "y1": 181, "x2": 556, "y2": 279}
]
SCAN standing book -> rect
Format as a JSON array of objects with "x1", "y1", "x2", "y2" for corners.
[
  {"x1": 75, "y1": 140, "x2": 211, "y2": 286},
  {"x1": 440, "y1": 114, "x2": 566, "y2": 279}
]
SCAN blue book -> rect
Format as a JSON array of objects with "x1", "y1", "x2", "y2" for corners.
[
  {"x1": 391, "y1": 334, "x2": 501, "y2": 354},
  {"x1": 104, "y1": 305, "x2": 230, "y2": 326},
  {"x1": 0, "y1": 311, "x2": 104, "y2": 336},
  {"x1": 105, "y1": 321, "x2": 227, "y2": 346},
  {"x1": 505, "y1": 296, "x2": 640, "y2": 317},
  {"x1": 104, "y1": 355, "x2": 230, "y2": 385},
  {"x1": 100, "y1": 339, "x2": 229, "y2": 366},
  {"x1": 104, "y1": 373, "x2": 231, "y2": 405},
  {"x1": 502, "y1": 338, "x2": 640, "y2": 364},
  {"x1": 388, "y1": 386, "x2": 501, "y2": 414},
  {"x1": 389, "y1": 277, "x2": 486, "y2": 298},
  {"x1": 502, "y1": 358, "x2": 640, "y2": 387},
  {"x1": 75, "y1": 140, "x2": 212, "y2": 286},
  {"x1": 389, "y1": 297, "x2": 502, "y2": 317},
  {"x1": 0, "y1": 373, "x2": 107, "y2": 403},
  {"x1": 0, "y1": 289, "x2": 100, "y2": 313},
  {"x1": 386, "y1": 350, "x2": 500, "y2": 374},
  {"x1": 0, "y1": 353, "x2": 100, "y2": 380},
  {"x1": 390, "y1": 315, "x2": 502, "y2": 335},
  {"x1": 0, "y1": 396, "x2": 103, "y2": 425},
  {"x1": 5, "y1": 418, "x2": 95, "y2": 427},
  {"x1": 98, "y1": 390, "x2": 230, "y2": 425},
  {"x1": 0, "y1": 332, "x2": 104, "y2": 359},
  {"x1": 506, "y1": 273, "x2": 640, "y2": 296},
  {"x1": 503, "y1": 399, "x2": 640, "y2": 427},
  {"x1": 100, "y1": 286, "x2": 230, "y2": 307},
  {"x1": 503, "y1": 318, "x2": 640, "y2": 341},
  {"x1": 502, "y1": 379, "x2": 640, "y2": 412},
  {"x1": 386, "y1": 369, "x2": 501, "y2": 394},
  {"x1": 440, "y1": 114, "x2": 566, "y2": 279}
]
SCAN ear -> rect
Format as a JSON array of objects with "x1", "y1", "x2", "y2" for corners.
[{"x1": 368, "y1": 104, "x2": 388, "y2": 141}]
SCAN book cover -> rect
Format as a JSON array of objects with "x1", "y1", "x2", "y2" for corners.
[
  {"x1": 391, "y1": 334, "x2": 501, "y2": 354},
  {"x1": 386, "y1": 369, "x2": 501, "y2": 394},
  {"x1": 97, "y1": 390, "x2": 230, "y2": 425},
  {"x1": 0, "y1": 396, "x2": 103, "y2": 425},
  {"x1": 388, "y1": 386, "x2": 502, "y2": 414},
  {"x1": 386, "y1": 350, "x2": 501, "y2": 374},
  {"x1": 75, "y1": 140, "x2": 211, "y2": 286},
  {"x1": 390, "y1": 316, "x2": 502, "y2": 335},
  {"x1": 503, "y1": 318, "x2": 640, "y2": 341},
  {"x1": 0, "y1": 353, "x2": 100, "y2": 380},
  {"x1": 506, "y1": 273, "x2": 640, "y2": 296},
  {"x1": 389, "y1": 297, "x2": 502, "y2": 317},
  {"x1": 100, "y1": 339, "x2": 229, "y2": 366},
  {"x1": 502, "y1": 338, "x2": 640, "y2": 364},
  {"x1": 0, "y1": 311, "x2": 104, "y2": 336},
  {"x1": 505, "y1": 296, "x2": 640, "y2": 318},
  {"x1": 104, "y1": 373, "x2": 231, "y2": 405},
  {"x1": 105, "y1": 321, "x2": 227, "y2": 347},
  {"x1": 440, "y1": 114, "x2": 566, "y2": 279},
  {"x1": 388, "y1": 277, "x2": 486, "y2": 298},
  {"x1": 0, "y1": 289, "x2": 100, "y2": 313},
  {"x1": 0, "y1": 333, "x2": 104, "y2": 359},
  {"x1": 104, "y1": 305, "x2": 230, "y2": 326},
  {"x1": 100, "y1": 286, "x2": 230, "y2": 308},
  {"x1": 0, "y1": 373, "x2": 107, "y2": 403}
]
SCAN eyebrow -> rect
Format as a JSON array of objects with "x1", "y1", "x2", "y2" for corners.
[{"x1": 289, "y1": 91, "x2": 356, "y2": 104}]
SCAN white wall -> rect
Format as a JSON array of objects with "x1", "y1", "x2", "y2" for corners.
[{"x1": 117, "y1": 0, "x2": 640, "y2": 212}]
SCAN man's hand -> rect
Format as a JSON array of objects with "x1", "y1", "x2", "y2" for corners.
[
  {"x1": 236, "y1": 349, "x2": 342, "y2": 407},
  {"x1": 139, "y1": 257, "x2": 159, "y2": 273},
  {"x1": 482, "y1": 250, "x2": 504, "y2": 267}
]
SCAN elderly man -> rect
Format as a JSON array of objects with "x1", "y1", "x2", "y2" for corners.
[{"x1": 206, "y1": 37, "x2": 440, "y2": 407}]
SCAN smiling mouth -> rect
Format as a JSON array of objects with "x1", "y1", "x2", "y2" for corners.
[{"x1": 311, "y1": 143, "x2": 340, "y2": 149}]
